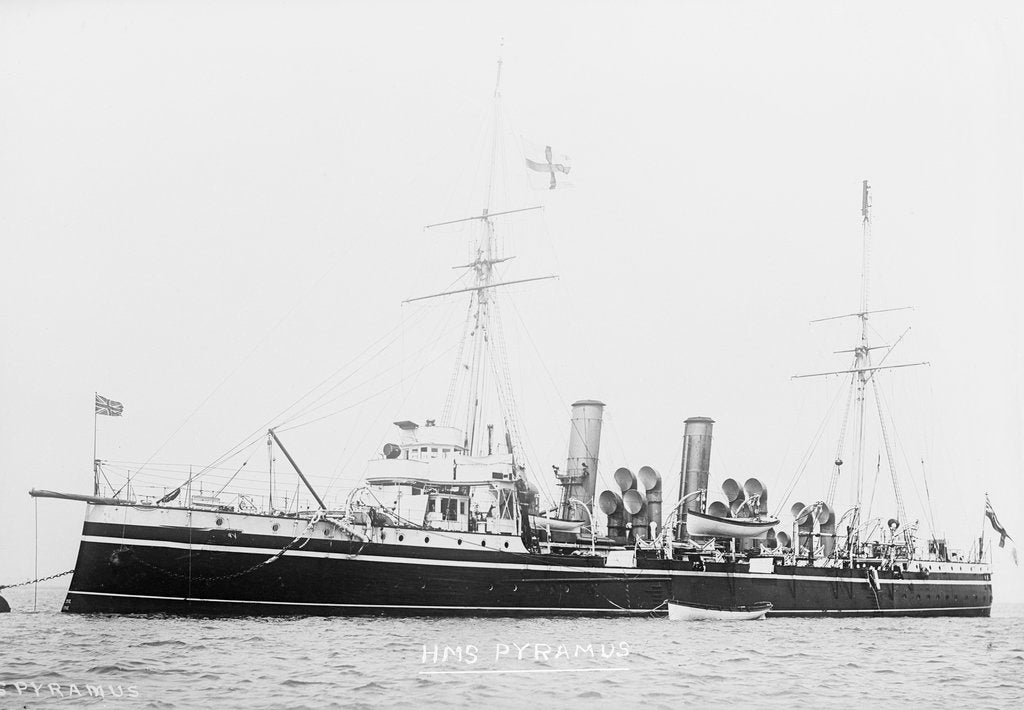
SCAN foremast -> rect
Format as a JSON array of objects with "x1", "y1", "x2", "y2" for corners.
[{"x1": 405, "y1": 51, "x2": 555, "y2": 473}]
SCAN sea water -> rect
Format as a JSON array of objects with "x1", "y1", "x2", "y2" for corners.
[{"x1": 1, "y1": 586, "x2": 1022, "y2": 709}]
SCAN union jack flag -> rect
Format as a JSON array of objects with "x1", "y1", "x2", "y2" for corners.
[
  {"x1": 95, "y1": 394, "x2": 124, "y2": 417},
  {"x1": 985, "y1": 494, "x2": 1012, "y2": 548}
]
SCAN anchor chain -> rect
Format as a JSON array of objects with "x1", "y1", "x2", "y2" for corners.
[
  {"x1": 0, "y1": 569, "x2": 75, "y2": 590},
  {"x1": 121, "y1": 513, "x2": 325, "y2": 582}
]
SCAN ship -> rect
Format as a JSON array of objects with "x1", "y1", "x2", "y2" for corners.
[{"x1": 37, "y1": 58, "x2": 994, "y2": 618}]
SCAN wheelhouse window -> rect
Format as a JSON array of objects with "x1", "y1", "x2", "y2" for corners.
[{"x1": 442, "y1": 497, "x2": 459, "y2": 521}]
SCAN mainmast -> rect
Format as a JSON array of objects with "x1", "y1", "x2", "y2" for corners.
[
  {"x1": 795, "y1": 181, "x2": 926, "y2": 552},
  {"x1": 852, "y1": 180, "x2": 873, "y2": 543}
]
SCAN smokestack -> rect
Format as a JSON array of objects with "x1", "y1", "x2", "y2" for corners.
[
  {"x1": 637, "y1": 466, "x2": 662, "y2": 537},
  {"x1": 676, "y1": 417, "x2": 714, "y2": 539},
  {"x1": 561, "y1": 400, "x2": 605, "y2": 520}
]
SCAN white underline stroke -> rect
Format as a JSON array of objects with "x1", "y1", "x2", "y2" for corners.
[{"x1": 419, "y1": 667, "x2": 629, "y2": 675}]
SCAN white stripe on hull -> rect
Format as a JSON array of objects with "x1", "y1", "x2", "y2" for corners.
[
  {"x1": 768, "y1": 605, "x2": 991, "y2": 615},
  {"x1": 65, "y1": 590, "x2": 656, "y2": 614},
  {"x1": 78, "y1": 534, "x2": 991, "y2": 587}
]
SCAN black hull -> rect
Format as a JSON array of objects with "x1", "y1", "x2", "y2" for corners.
[{"x1": 63, "y1": 518, "x2": 993, "y2": 618}]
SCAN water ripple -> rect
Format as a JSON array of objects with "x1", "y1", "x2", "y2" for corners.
[{"x1": 1, "y1": 588, "x2": 1022, "y2": 708}]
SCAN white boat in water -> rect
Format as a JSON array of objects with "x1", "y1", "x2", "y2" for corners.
[
  {"x1": 684, "y1": 510, "x2": 778, "y2": 538},
  {"x1": 667, "y1": 600, "x2": 773, "y2": 621}
]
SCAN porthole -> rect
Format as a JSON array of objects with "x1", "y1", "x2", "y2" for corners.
[
  {"x1": 324, "y1": 528, "x2": 332, "y2": 537},
  {"x1": 271, "y1": 523, "x2": 280, "y2": 532},
  {"x1": 457, "y1": 539, "x2": 463, "y2": 545},
  {"x1": 216, "y1": 518, "x2": 223, "y2": 526},
  {"x1": 424, "y1": 536, "x2": 430, "y2": 543},
  {"x1": 381, "y1": 532, "x2": 386, "y2": 541},
  {"x1": 504, "y1": 541, "x2": 510, "y2": 549},
  {"x1": 512, "y1": 584, "x2": 518, "y2": 592},
  {"x1": 481, "y1": 540, "x2": 487, "y2": 547},
  {"x1": 398, "y1": 534, "x2": 405, "y2": 542}
]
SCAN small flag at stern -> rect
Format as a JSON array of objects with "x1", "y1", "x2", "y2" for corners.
[
  {"x1": 95, "y1": 394, "x2": 124, "y2": 417},
  {"x1": 985, "y1": 494, "x2": 1012, "y2": 548}
]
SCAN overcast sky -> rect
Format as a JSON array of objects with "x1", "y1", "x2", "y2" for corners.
[{"x1": 2, "y1": 1, "x2": 1022, "y2": 600}]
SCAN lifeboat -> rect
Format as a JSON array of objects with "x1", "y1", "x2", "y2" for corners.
[
  {"x1": 685, "y1": 510, "x2": 778, "y2": 538},
  {"x1": 529, "y1": 515, "x2": 584, "y2": 533}
]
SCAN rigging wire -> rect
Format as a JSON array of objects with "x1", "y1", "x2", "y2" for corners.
[
  {"x1": 130, "y1": 240, "x2": 370, "y2": 478},
  {"x1": 825, "y1": 372, "x2": 857, "y2": 507},
  {"x1": 321, "y1": 286, "x2": 470, "y2": 497},
  {"x1": 440, "y1": 298, "x2": 477, "y2": 425},
  {"x1": 273, "y1": 323, "x2": 414, "y2": 426},
  {"x1": 213, "y1": 444, "x2": 260, "y2": 498},
  {"x1": 276, "y1": 315, "x2": 466, "y2": 428},
  {"x1": 487, "y1": 294, "x2": 527, "y2": 463},
  {"x1": 321, "y1": 386, "x2": 404, "y2": 501},
  {"x1": 275, "y1": 293, "x2": 464, "y2": 426},
  {"x1": 869, "y1": 372, "x2": 908, "y2": 529},
  {"x1": 173, "y1": 295, "x2": 464, "y2": 493},
  {"x1": 865, "y1": 451, "x2": 882, "y2": 521},
  {"x1": 601, "y1": 408, "x2": 634, "y2": 494},
  {"x1": 322, "y1": 293, "x2": 479, "y2": 500},
  {"x1": 277, "y1": 339, "x2": 462, "y2": 433},
  {"x1": 166, "y1": 312, "x2": 437, "y2": 490},
  {"x1": 773, "y1": 378, "x2": 849, "y2": 517},
  {"x1": 504, "y1": 295, "x2": 590, "y2": 503},
  {"x1": 875, "y1": 376, "x2": 939, "y2": 536}
]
